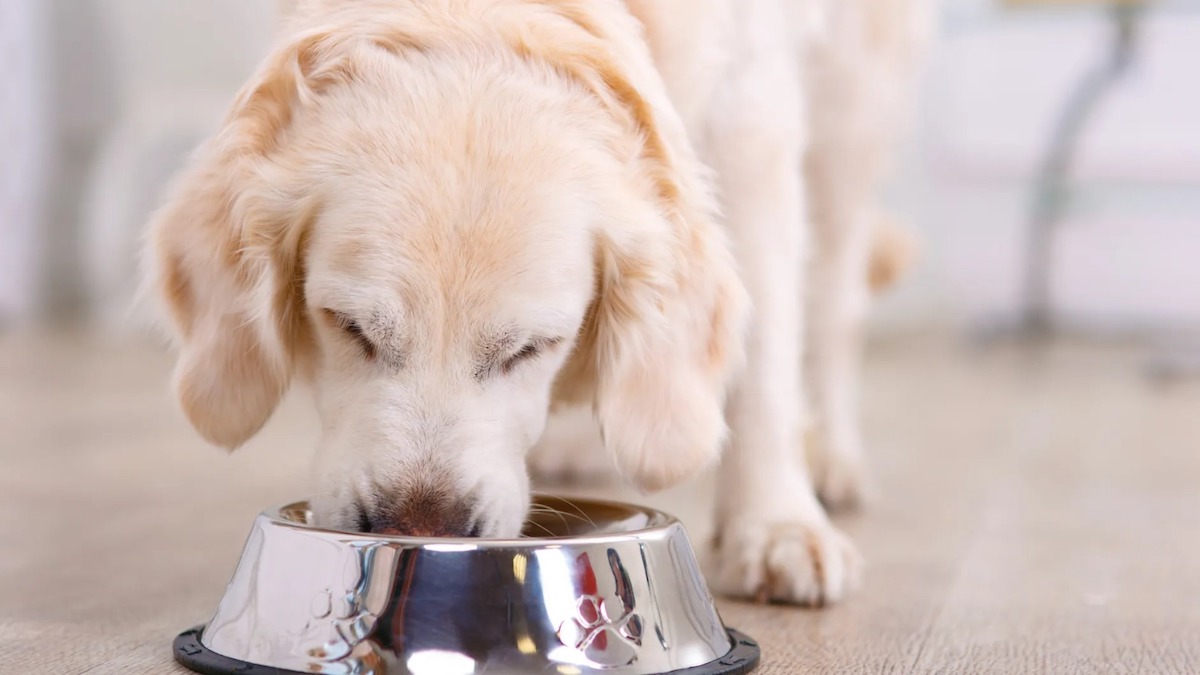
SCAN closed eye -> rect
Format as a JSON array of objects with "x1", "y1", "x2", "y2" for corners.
[
  {"x1": 501, "y1": 342, "x2": 543, "y2": 373},
  {"x1": 322, "y1": 309, "x2": 376, "y2": 359},
  {"x1": 496, "y1": 337, "x2": 564, "y2": 376}
]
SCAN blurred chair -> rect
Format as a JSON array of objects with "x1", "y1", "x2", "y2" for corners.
[
  {"x1": 990, "y1": 0, "x2": 1151, "y2": 340},
  {"x1": 984, "y1": 0, "x2": 1200, "y2": 378}
]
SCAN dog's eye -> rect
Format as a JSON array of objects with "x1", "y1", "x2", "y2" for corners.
[
  {"x1": 499, "y1": 337, "x2": 562, "y2": 374},
  {"x1": 343, "y1": 321, "x2": 376, "y2": 358},
  {"x1": 323, "y1": 309, "x2": 376, "y2": 359},
  {"x1": 501, "y1": 343, "x2": 541, "y2": 373}
]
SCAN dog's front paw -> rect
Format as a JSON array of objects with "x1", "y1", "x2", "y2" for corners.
[
  {"x1": 708, "y1": 516, "x2": 863, "y2": 606},
  {"x1": 813, "y1": 449, "x2": 872, "y2": 512},
  {"x1": 807, "y1": 427, "x2": 874, "y2": 512},
  {"x1": 528, "y1": 406, "x2": 616, "y2": 486}
]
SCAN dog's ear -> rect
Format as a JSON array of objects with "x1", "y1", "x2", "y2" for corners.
[
  {"x1": 532, "y1": 7, "x2": 750, "y2": 492},
  {"x1": 143, "y1": 33, "x2": 345, "y2": 449}
]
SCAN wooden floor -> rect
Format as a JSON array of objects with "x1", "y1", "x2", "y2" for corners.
[{"x1": 2, "y1": 328, "x2": 1199, "y2": 674}]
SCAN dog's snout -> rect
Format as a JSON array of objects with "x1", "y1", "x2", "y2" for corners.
[{"x1": 364, "y1": 486, "x2": 479, "y2": 537}]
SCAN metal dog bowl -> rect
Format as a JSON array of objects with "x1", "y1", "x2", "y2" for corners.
[{"x1": 174, "y1": 496, "x2": 759, "y2": 675}]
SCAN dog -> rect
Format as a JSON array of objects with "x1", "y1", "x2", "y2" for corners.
[{"x1": 144, "y1": 0, "x2": 929, "y2": 605}]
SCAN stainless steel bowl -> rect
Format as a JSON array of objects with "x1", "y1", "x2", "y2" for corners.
[{"x1": 174, "y1": 496, "x2": 759, "y2": 675}]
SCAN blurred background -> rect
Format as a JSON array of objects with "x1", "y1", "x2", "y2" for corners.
[
  {"x1": 3, "y1": 0, "x2": 1200, "y2": 347},
  {"x1": 4, "y1": 1, "x2": 1200, "y2": 672}
]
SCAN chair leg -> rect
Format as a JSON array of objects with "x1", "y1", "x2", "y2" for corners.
[{"x1": 975, "y1": 2, "x2": 1145, "y2": 345}]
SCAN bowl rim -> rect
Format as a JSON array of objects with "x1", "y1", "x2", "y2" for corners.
[{"x1": 265, "y1": 496, "x2": 687, "y2": 549}]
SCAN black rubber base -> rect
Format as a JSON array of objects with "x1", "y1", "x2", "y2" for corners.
[{"x1": 175, "y1": 625, "x2": 760, "y2": 675}]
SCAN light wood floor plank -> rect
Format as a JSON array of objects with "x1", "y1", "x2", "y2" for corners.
[{"x1": 2, "y1": 331, "x2": 1197, "y2": 674}]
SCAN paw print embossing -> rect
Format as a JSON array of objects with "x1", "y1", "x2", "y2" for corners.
[
  {"x1": 555, "y1": 550, "x2": 645, "y2": 667},
  {"x1": 301, "y1": 582, "x2": 378, "y2": 662},
  {"x1": 332, "y1": 583, "x2": 376, "y2": 646},
  {"x1": 303, "y1": 546, "x2": 388, "y2": 663},
  {"x1": 555, "y1": 594, "x2": 644, "y2": 666}
]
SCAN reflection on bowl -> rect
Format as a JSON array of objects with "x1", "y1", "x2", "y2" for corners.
[{"x1": 174, "y1": 496, "x2": 760, "y2": 675}]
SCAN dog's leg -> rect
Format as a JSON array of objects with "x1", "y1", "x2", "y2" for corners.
[
  {"x1": 802, "y1": 0, "x2": 928, "y2": 511},
  {"x1": 702, "y1": 23, "x2": 862, "y2": 606},
  {"x1": 804, "y1": 150, "x2": 877, "y2": 511}
]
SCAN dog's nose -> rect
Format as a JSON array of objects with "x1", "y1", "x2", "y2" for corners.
[{"x1": 365, "y1": 488, "x2": 479, "y2": 537}]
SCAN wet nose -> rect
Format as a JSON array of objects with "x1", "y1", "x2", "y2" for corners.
[{"x1": 365, "y1": 487, "x2": 480, "y2": 537}]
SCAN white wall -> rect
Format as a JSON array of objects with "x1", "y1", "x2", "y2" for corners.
[
  {"x1": 0, "y1": 0, "x2": 51, "y2": 322},
  {"x1": 0, "y1": 0, "x2": 276, "y2": 325},
  {"x1": 3, "y1": 0, "x2": 1198, "y2": 335}
]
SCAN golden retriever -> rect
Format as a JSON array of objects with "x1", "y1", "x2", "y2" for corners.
[{"x1": 145, "y1": 0, "x2": 929, "y2": 605}]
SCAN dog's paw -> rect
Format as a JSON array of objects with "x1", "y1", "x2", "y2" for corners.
[
  {"x1": 528, "y1": 406, "x2": 616, "y2": 487},
  {"x1": 707, "y1": 517, "x2": 863, "y2": 606},
  {"x1": 807, "y1": 427, "x2": 874, "y2": 512},
  {"x1": 528, "y1": 443, "x2": 616, "y2": 486},
  {"x1": 813, "y1": 450, "x2": 873, "y2": 512}
]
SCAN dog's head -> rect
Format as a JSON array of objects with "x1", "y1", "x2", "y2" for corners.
[{"x1": 145, "y1": 2, "x2": 746, "y2": 537}]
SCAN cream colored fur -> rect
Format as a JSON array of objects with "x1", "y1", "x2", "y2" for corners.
[
  {"x1": 536, "y1": 0, "x2": 930, "y2": 605},
  {"x1": 146, "y1": 0, "x2": 929, "y2": 605}
]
